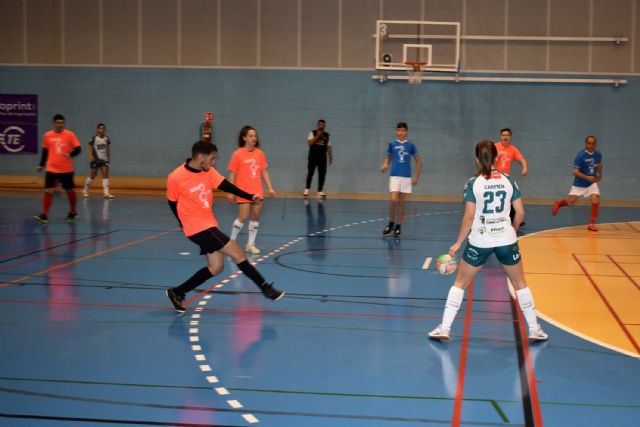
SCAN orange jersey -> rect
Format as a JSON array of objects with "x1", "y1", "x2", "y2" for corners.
[
  {"x1": 228, "y1": 147, "x2": 268, "y2": 202},
  {"x1": 42, "y1": 129, "x2": 81, "y2": 173},
  {"x1": 167, "y1": 163, "x2": 226, "y2": 237},
  {"x1": 495, "y1": 142, "x2": 523, "y2": 175}
]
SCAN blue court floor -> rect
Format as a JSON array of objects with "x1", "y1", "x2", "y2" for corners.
[{"x1": 1, "y1": 190, "x2": 639, "y2": 427}]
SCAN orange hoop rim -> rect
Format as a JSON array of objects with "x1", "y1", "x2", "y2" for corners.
[{"x1": 404, "y1": 61, "x2": 426, "y2": 72}]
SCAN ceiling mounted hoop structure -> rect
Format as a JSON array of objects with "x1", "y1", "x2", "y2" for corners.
[{"x1": 405, "y1": 61, "x2": 426, "y2": 85}]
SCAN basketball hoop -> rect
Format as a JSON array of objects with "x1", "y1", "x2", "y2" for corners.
[{"x1": 405, "y1": 61, "x2": 426, "y2": 85}]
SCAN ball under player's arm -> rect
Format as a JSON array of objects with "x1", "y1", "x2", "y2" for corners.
[
  {"x1": 380, "y1": 154, "x2": 391, "y2": 173},
  {"x1": 449, "y1": 201, "x2": 475, "y2": 257},
  {"x1": 512, "y1": 198, "x2": 525, "y2": 231},
  {"x1": 262, "y1": 168, "x2": 276, "y2": 196},
  {"x1": 412, "y1": 154, "x2": 423, "y2": 185}
]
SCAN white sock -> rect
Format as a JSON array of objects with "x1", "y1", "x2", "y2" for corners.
[
  {"x1": 83, "y1": 177, "x2": 93, "y2": 192},
  {"x1": 516, "y1": 287, "x2": 540, "y2": 331},
  {"x1": 441, "y1": 286, "x2": 465, "y2": 331},
  {"x1": 102, "y1": 178, "x2": 110, "y2": 195},
  {"x1": 248, "y1": 221, "x2": 259, "y2": 246},
  {"x1": 230, "y1": 219, "x2": 244, "y2": 240}
]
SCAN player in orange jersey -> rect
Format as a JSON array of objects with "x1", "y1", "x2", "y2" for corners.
[
  {"x1": 165, "y1": 141, "x2": 284, "y2": 313},
  {"x1": 34, "y1": 114, "x2": 82, "y2": 224},
  {"x1": 228, "y1": 126, "x2": 276, "y2": 255},
  {"x1": 495, "y1": 128, "x2": 528, "y2": 226}
]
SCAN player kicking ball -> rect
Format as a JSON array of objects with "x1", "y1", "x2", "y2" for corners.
[
  {"x1": 428, "y1": 140, "x2": 547, "y2": 342},
  {"x1": 165, "y1": 140, "x2": 284, "y2": 313}
]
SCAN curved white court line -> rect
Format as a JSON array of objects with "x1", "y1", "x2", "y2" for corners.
[{"x1": 509, "y1": 221, "x2": 640, "y2": 359}]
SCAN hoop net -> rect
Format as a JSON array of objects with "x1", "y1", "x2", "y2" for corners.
[{"x1": 405, "y1": 61, "x2": 426, "y2": 85}]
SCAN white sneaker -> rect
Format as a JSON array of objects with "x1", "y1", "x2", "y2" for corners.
[
  {"x1": 428, "y1": 325, "x2": 451, "y2": 341},
  {"x1": 528, "y1": 327, "x2": 549, "y2": 342},
  {"x1": 104, "y1": 193, "x2": 115, "y2": 199},
  {"x1": 82, "y1": 191, "x2": 89, "y2": 198},
  {"x1": 245, "y1": 244, "x2": 261, "y2": 255},
  {"x1": 303, "y1": 189, "x2": 309, "y2": 197},
  {"x1": 318, "y1": 191, "x2": 326, "y2": 199}
]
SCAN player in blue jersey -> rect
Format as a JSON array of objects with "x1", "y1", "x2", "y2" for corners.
[
  {"x1": 552, "y1": 136, "x2": 603, "y2": 231},
  {"x1": 379, "y1": 122, "x2": 423, "y2": 237},
  {"x1": 428, "y1": 140, "x2": 548, "y2": 342}
]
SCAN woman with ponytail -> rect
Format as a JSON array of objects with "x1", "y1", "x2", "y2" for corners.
[{"x1": 428, "y1": 140, "x2": 548, "y2": 342}]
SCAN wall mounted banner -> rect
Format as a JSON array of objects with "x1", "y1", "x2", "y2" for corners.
[{"x1": 0, "y1": 94, "x2": 38, "y2": 154}]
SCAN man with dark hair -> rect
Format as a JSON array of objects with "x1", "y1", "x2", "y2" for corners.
[
  {"x1": 34, "y1": 114, "x2": 82, "y2": 224},
  {"x1": 165, "y1": 140, "x2": 284, "y2": 313},
  {"x1": 380, "y1": 122, "x2": 422, "y2": 237},
  {"x1": 304, "y1": 119, "x2": 332, "y2": 199},
  {"x1": 495, "y1": 128, "x2": 528, "y2": 226}
]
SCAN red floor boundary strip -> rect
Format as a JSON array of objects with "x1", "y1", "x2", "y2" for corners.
[
  {"x1": 0, "y1": 229, "x2": 178, "y2": 288},
  {"x1": 514, "y1": 293, "x2": 545, "y2": 426},
  {"x1": 452, "y1": 282, "x2": 474, "y2": 427},
  {"x1": 572, "y1": 253, "x2": 640, "y2": 354},
  {"x1": 606, "y1": 255, "x2": 640, "y2": 291}
]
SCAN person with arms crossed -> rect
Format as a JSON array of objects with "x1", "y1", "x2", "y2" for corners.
[
  {"x1": 228, "y1": 126, "x2": 276, "y2": 255},
  {"x1": 428, "y1": 140, "x2": 547, "y2": 342},
  {"x1": 82, "y1": 123, "x2": 115, "y2": 199},
  {"x1": 495, "y1": 128, "x2": 528, "y2": 225},
  {"x1": 304, "y1": 119, "x2": 332, "y2": 198},
  {"x1": 380, "y1": 122, "x2": 422, "y2": 237},
  {"x1": 34, "y1": 114, "x2": 82, "y2": 224},
  {"x1": 165, "y1": 140, "x2": 284, "y2": 313},
  {"x1": 551, "y1": 135, "x2": 602, "y2": 231}
]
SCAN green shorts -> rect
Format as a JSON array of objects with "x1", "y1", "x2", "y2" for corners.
[{"x1": 462, "y1": 242, "x2": 521, "y2": 267}]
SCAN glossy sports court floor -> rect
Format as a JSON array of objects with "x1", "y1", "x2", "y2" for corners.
[{"x1": 1, "y1": 190, "x2": 638, "y2": 427}]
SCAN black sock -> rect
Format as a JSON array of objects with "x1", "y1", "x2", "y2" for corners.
[
  {"x1": 395, "y1": 223, "x2": 401, "y2": 229},
  {"x1": 174, "y1": 267, "x2": 214, "y2": 297},
  {"x1": 388, "y1": 221, "x2": 395, "y2": 228},
  {"x1": 237, "y1": 260, "x2": 268, "y2": 290}
]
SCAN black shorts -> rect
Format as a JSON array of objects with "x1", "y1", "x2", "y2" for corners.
[
  {"x1": 188, "y1": 227, "x2": 231, "y2": 255},
  {"x1": 90, "y1": 160, "x2": 109, "y2": 169},
  {"x1": 45, "y1": 172, "x2": 74, "y2": 190}
]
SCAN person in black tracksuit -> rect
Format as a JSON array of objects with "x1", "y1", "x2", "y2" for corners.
[{"x1": 304, "y1": 120, "x2": 332, "y2": 198}]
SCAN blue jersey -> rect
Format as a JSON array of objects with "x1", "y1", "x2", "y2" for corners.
[
  {"x1": 387, "y1": 140, "x2": 418, "y2": 178},
  {"x1": 572, "y1": 149, "x2": 602, "y2": 187}
]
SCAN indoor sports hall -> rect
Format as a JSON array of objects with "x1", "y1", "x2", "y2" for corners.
[{"x1": 1, "y1": 1, "x2": 639, "y2": 426}]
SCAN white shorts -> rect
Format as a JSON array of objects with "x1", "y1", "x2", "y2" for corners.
[
  {"x1": 569, "y1": 183, "x2": 600, "y2": 197},
  {"x1": 389, "y1": 176, "x2": 412, "y2": 193}
]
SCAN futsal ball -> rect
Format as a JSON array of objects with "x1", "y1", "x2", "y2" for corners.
[{"x1": 435, "y1": 254, "x2": 459, "y2": 276}]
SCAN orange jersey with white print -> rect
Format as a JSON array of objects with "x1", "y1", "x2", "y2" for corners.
[
  {"x1": 42, "y1": 129, "x2": 81, "y2": 173},
  {"x1": 228, "y1": 147, "x2": 268, "y2": 202},
  {"x1": 166, "y1": 163, "x2": 225, "y2": 237},
  {"x1": 495, "y1": 142, "x2": 523, "y2": 175}
]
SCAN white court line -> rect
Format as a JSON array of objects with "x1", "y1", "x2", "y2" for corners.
[
  {"x1": 422, "y1": 257, "x2": 432, "y2": 269},
  {"x1": 243, "y1": 414, "x2": 259, "y2": 423}
]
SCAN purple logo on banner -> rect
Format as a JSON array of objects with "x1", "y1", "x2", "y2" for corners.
[{"x1": 0, "y1": 94, "x2": 39, "y2": 154}]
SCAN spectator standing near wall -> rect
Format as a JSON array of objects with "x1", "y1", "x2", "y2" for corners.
[{"x1": 304, "y1": 119, "x2": 332, "y2": 199}]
